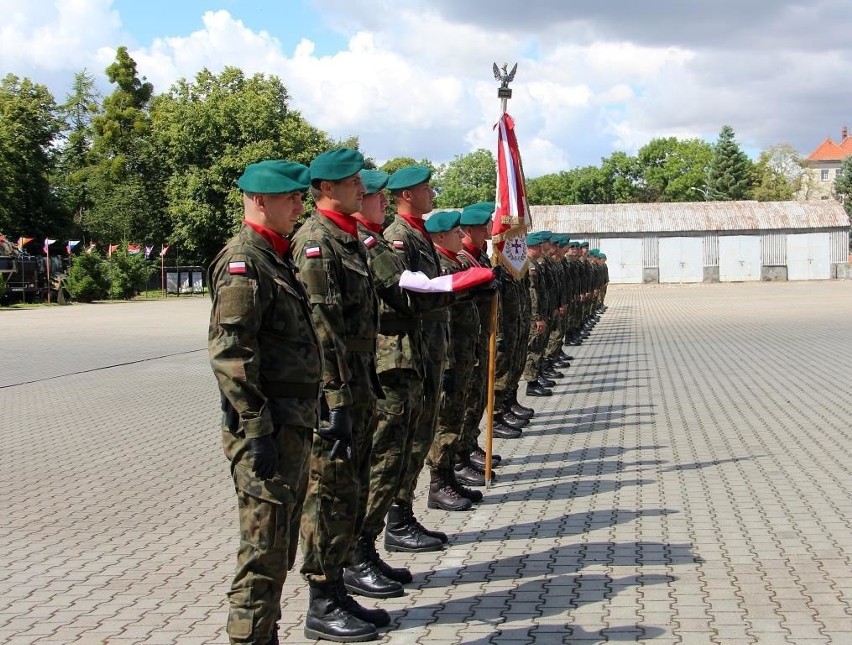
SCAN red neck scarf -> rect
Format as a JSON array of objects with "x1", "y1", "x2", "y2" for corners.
[
  {"x1": 436, "y1": 245, "x2": 461, "y2": 265},
  {"x1": 317, "y1": 208, "x2": 358, "y2": 238},
  {"x1": 462, "y1": 241, "x2": 482, "y2": 256},
  {"x1": 244, "y1": 219, "x2": 290, "y2": 256},
  {"x1": 399, "y1": 213, "x2": 429, "y2": 238},
  {"x1": 354, "y1": 216, "x2": 383, "y2": 234}
]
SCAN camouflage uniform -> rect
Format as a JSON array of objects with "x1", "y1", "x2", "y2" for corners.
[
  {"x1": 357, "y1": 222, "x2": 450, "y2": 536},
  {"x1": 292, "y1": 212, "x2": 381, "y2": 585},
  {"x1": 522, "y1": 255, "x2": 553, "y2": 382},
  {"x1": 457, "y1": 244, "x2": 494, "y2": 453},
  {"x1": 426, "y1": 249, "x2": 480, "y2": 470},
  {"x1": 209, "y1": 223, "x2": 323, "y2": 644},
  {"x1": 383, "y1": 215, "x2": 450, "y2": 506},
  {"x1": 544, "y1": 255, "x2": 567, "y2": 360}
]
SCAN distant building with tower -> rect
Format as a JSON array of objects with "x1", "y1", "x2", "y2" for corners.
[{"x1": 799, "y1": 126, "x2": 852, "y2": 199}]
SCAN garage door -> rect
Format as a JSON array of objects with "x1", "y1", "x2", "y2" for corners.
[
  {"x1": 786, "y1": 233, "x2": 830, "y2": 280},
  {"x1": 658, "y1": 237, "x2": 704, "y2": 283},
  {"x1": 600, "y1": 238, "x2": 642, "y2": 283},
  {"x1": 719, "y1": 235, "x2": 761, "y2": 282}
]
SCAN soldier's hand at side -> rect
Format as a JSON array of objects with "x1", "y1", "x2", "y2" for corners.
[
  {"x1": 442, "y1": 368, "x2": 456, "y2": 394},
  {"x1": 318, "y1": 407, "x2": 354, "y2": 444},
  {"x1": 496, "y1": 337, "x2": 506, "y2": 353},
  {"x1": 249, "y1": 435, "x2": 278, "y2": 480},
  {"x1": 535, "y1": 320, "x2": 546, "y2": 333}
]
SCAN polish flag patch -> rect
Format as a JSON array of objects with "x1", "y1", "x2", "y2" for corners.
[
  {"x1": 363, "y1": 235, "x2": 377, "y2": 248},
  {"x1": 392, "y1": 240, "x2": 405, "y2": 250},
  {"x1": 305, "y1": 246, "x2": 322, "y2": 258},
  {"x1": 228, "y1": 261, "x2": 247, "y2": 274}
]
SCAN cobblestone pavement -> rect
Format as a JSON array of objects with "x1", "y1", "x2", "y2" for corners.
[{"x1": 1, "y1": 282, "x2": 851, "y2": 644}]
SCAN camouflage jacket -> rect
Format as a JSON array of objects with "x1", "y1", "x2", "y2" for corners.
[
  {"x1": 384, "y1": 215, "x2": 452, "y2": 365},
  {"x1": 437, "y1": 250, "x2": 480, "y2": 368},
  {"x1": 208, "y1": 223, "x2": 323, "y2": 437},
  {"x1": 357, "y1": 222, "x2": 424, "y2": 375},
  {"x1": 527, "y1": 257, "x2": 552, "y2": 322},
  {"x1": 292, "y1": 212, "x2": 381, "y2": 408},
  {"x1": 458, "y1": 244, "x2": 495, "y2": 340}
]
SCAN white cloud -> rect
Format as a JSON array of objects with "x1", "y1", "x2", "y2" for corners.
[{"x1": 5, "y1": 0, "x2": 852, "y2": 176}]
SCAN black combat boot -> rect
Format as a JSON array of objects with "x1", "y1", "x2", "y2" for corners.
[
  {"x1": 403, "y1": 503, "x2": 449, "y2": 543},
  {"x1": 495, "y1": 410, "x2": 526, "y2": 430},
  {"x1": 526, "y1": 380, "x2": 553, "y2": 397},
  {"x1": 537, "y1": 373, "x2": 556, "y2": 388},
  {"x1": 343, "y1": 537, "x2": 405, "y2": 599},
  {"x1": 493, "y1": 421, "x2": 523, "y2": 438},
  {"x1": 361, "y1": 533, "x2": 412, "y2": 584},
  {"x1": 450, "y1": 459, "x2": 484, "y2": 501},
  {"x1": 501, "y1": 404, "x2": 529, "y2": 427},
  {"x1": 469, "y1": 446, "x2": 501, "y2": 469},
  {"x1": 509, "y1": 392, "x2": 534, "y2": 418},
  {"x1": 427, "y1": 470, "x2": 473, "y2": 511},
  {"x1": 541, "y1": 360, "x2": 564, "y2": 379},
  {"x1": 453, "y1": 454, "x2": 486, "y2": 487},
  {"x1": 335, "y1": 578, "x2": 391, "y2": 628},
  {"x1": 304, "y1": 581, "x2": 377, "y2": 642},
  {"x1": 384, "y1": 502, "x2": 444, "y2": 553}
]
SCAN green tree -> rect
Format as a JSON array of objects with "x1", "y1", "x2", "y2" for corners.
[
  {"x1": 707, "y1": 125, "x2": 754, "y2": 200},
  {"x1": 151, "y1": 67, "x2": 336, "y2": 264},
  {"x1": 751, "y1": 143, "x2": 803, "y2": 201},
  {"x1": 66, "y1": 250, "x2": 109, "y2": 302},
  {"x1": 600, "y1": 151, "x2": 641, "y2": 203},
  {"x1": 380, "y1": 157, "x2": 434, "y2": 175},
  {"x1": 433, "y1": 149, "x2": 496, "y2": 208},
  {"x1": 527, "y1": 172, "x2": 573, "y2": 205},
  {"x1": 84, "y1": 47, "x2": 165, "y2": 246},
  {"x1": 105, "y1": 245, "x2": 152, "y2": 299},
  {"x1": 55, "y1": 69, "x2": 101, "y2": 229},
  {"x1": 634, "y1": 137, "x2": 713, "y2": 202},
  {"x1": 0, "y1": 74, "x2": 65, "y2": 236}
]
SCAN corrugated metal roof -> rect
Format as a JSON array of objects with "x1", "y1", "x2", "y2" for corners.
[{"x1": 530, "y1": 200, "x2": 851, "y2": 235}]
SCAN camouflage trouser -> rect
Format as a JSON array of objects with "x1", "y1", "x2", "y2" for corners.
[
  {"x1": 523, "y1": 318, "x2": 551, "y2": 381},
  {"x1": 459, "y1": 338, "x2": 489, "y2": 453},
  {"x1": 426, "y1": 359, "x2": 476, "y2": 470},
  {"x1": 495, "y1": 308, "x2": 523, "y2": 406},
  {"x1": 222, "y1": 425, "x2": 312, "y2": 644},
  {"x1": 300, "y1": 396, "x2": 376, "y2": 583},
  {"x1": 363, "y1": 368, "x2": 423, "y2": 537},
  {"x1": 545, "y1": 312, "x2": 565, "y2": 359}
]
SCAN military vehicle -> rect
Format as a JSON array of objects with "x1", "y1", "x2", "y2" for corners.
[{"x1": 0, "y1": 236, "x2": 68, "y2": 304}]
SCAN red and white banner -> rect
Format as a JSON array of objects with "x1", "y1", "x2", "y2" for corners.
[
  {"x1": 399, "y1": 267, "x2": 494, "y2": 293},
  {"x1": 492, "y1": 112, "x2": 530, "y2": 278}
]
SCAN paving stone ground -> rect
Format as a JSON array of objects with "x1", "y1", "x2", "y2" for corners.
[{"x1": 1, "y1": 281, "x2": 851, "y2": 644}]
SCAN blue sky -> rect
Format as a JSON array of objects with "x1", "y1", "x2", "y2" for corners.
[{"x1": 3, "y1": 0, "x2": 852, "y2": 176}]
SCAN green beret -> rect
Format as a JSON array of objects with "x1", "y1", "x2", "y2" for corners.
[
  {"x1": 600, "y1": 254, "x2": 607, "y2": 260},
  {"x1": 559, "y1": 235, "x2": 571, "y2": 248},
  {"x1": 237, "y1": 160, "x2": 310, "y2": 194},
  {"x1": 526, "y1": 231, "x2": 544, "y2": 247},
  {"x1": 425, "y1": 210, "x2": 461, "y2": 233},
  {"x1": 539, "y1": 230, "x2": 553, "y2": 241},
  {"x1": 569, "y1": 241, "x2": 580, "y2": 248},
  {"x1": 387, "y1": 165, "x2": 432, "y2": 191},
  {"x1": 579, "y1": 241, "x2": 590, "y2": 248},
  {"x1": 360, "y1": 169, "x2": 389, "y2": 195},
  {"x1": 309, "y1": 148, "x2": 365, "y2": 181},
  {"x1": 590, "y1": 248, "x2": 600, "y2": 255},
  {"x1": 460, "y1": 203, "x2": 493, "y2": 226}
]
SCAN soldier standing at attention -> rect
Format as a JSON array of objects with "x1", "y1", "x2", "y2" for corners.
[
  {"x1": 456, "y1": 202, "x2": 507, "y2": 473},
  {"x1": 424, "y1": 210, "x2": 484, "y2": 510},
  {"x1": 292, "y1": 149, "x2": 384, "y2": 643},
  {"x1": 209, "y1": 160, "x2": 322, "y2": 645},
  {"x1": 523, "y1": 232, "x2": 554, "y2": 397},
  {"x1": 383, "y1": 166, "x2": 454, "y2": 549},
  {"x1": 350, "y1": 169, "x2": 444, "y2": 591}
]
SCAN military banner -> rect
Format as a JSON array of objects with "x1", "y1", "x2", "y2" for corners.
[{"x1": 492, "y1": 112, "x2": 530, "y2": 279}]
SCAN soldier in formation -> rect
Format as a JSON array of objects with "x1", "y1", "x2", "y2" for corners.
[{"x1": 211, "y1": 156, "x2": 608, "y2": 644}]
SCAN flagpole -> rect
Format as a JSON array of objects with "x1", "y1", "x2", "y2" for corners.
[
  {"x1": 484, "y1": 62, "x2": 518, "y2": 487},
  {"x1": 45, "y1": 241, "x2": 51, "y2": 304}
]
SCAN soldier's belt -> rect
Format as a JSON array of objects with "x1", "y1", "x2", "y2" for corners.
[
  {"x1": 261, "y1": 380, "x2": 321, "y2": 399},
  {"x1": 345, "y1": 338, "x2": 378, "y2": 353}
]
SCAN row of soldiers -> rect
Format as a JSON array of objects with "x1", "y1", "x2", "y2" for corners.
[{"x1": 208, "y1": 149, "x2": 609, "y2": 644}]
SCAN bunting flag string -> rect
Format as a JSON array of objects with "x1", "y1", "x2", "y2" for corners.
[
  {"x1": 18, "y1": 237, "x2": 33, "y2": 251},
  {"x1": 144, "y1": 245, "x2": 154, "y2": 259},
  {"x1": 43, "y1": 238, "x2": 57, "y2": 253},
  {"x1": 128, "y1": 244, "x2": 141, "y2": 255},
  {"x1": 160, "y1": 244, "x2": 170, "y2": 257},
  {"x1": 67, "y1": 240, "x2": 80, "y2": 254}
]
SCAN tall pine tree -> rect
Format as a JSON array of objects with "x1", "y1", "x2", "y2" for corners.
[{"x1": 707, "y1": 125, "x2": 754, "y2": 200}]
